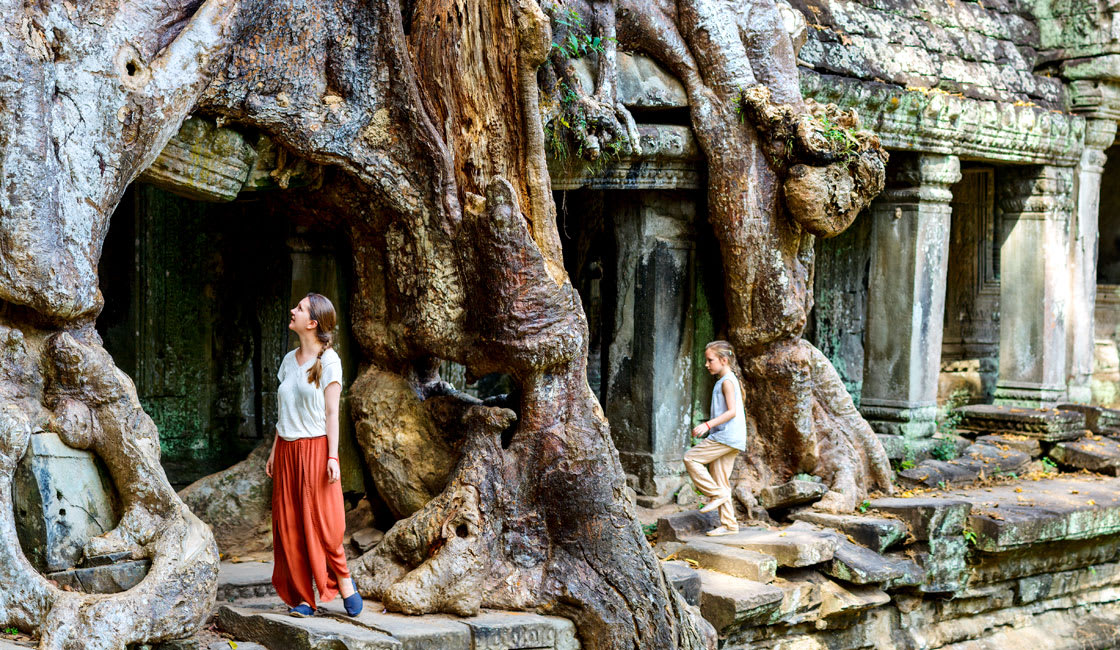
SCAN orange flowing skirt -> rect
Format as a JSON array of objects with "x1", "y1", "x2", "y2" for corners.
[{"x1": 271, "y1": 436, "x2": 350, "y2": 607}]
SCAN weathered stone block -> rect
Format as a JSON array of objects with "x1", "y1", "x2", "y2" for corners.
[
  {"x1": 674, "y1": 540, "x2": 777, "y2": 583},
  {"x1": 824, "y1": 540, "x2": 904, "y2": 585},
  {"x1": 818, "y1": 580, "x2": 890, "y2": 619},
  {"x1": 897, "y1": 444, "x2": 1031, "y2": 488},
  {"x1": 696, "y1": 569, "x2": 784, "y2": 633},
  {"x1": 867, "y1": 497, "x2": 971, "y2": 540},
  {"x1": 351, "y1": 528, "x2": 384, "y2": 554},
  {"x1": 1057, "y1": 403, "x2": 1120, "y2": 433},
  {"x1": 661, "y1": 560, "x2": 701, "y2": 606},
  {"x1": 13, "y1": 432, "x2": 119, "y2": 572},
  {"x1": 685, "y1": 527, "x2": 838, "y2": 567},
  {"x1": 657, "y1": 510, "x2": 719, "y2": 543},
  {"x1": 789, "y1": 511, "x2": 907, "y2": 553},
  {"x1": 140, "y1": 117, "x2": 258, "y2": 202},
  {"x1": 966, "y1": 477, "x2": 1120, "y2": 551},
  {"x1": 218, "y1": 606, "x2": 400, "y2": 649},
  {"x1": 758, "y1": 480, "x2": 829, "y2": 509},
  {"x1": 975, "y1": 434, "x2": 1042, "y2": 456},
  {"x1": 1050, "y1": 435, "x2": 1120, "y2": 475},
  {"x1": 913, "y1": 536, "x2": 968, "y2": 593},
  {"x1": 881, "y1": 553, "x2": 926, "y2": 589},
  {"x1": 955, "y1": 404, "x2": 1085, "y2": 441},
  {"x1": 765, "y1": 570, "x2": 825, "y2": 626},
  {"x1": 48, "y1": 560, "x2": 150, "y2": 594}
]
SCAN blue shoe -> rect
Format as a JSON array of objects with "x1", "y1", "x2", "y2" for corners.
[
  {"x1": 288, "y1": 603, "x2": 315, "y2": 617},
  {"x1": 343, "y1": 579, "x2": 363, "y2": 616}
]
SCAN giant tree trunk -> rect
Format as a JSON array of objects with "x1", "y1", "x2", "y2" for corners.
[{"x1": 613, "y1": 0, "x2": 894, "y2": 512}]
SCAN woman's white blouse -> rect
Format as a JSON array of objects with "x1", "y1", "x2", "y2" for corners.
[{"x1": 276, "y1": 348, "x2": 343, "y2": 441}]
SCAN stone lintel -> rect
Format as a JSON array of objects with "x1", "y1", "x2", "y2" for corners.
[{"x1": 549, "y1": 125, "x2": 702, "y2": 191}]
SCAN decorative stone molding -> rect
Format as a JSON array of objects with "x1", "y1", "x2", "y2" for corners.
[
  {"x1": 549, "y1": 124, "x2": 702, "y2": 191},
  {"x1": 801, "y1": 71, "x2": 1085, "y2": 166}
]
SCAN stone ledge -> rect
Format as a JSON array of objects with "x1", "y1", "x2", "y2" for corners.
[{"x1": 965, "y1": 477, "x2": 1120, "y2": 551}]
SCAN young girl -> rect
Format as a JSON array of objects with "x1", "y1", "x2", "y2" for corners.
[
  {"x1": 265, "y1": 293, "x2": 363, "y2": 617},
  {"x1": 684, "y1": 340, "x2": 748, "y2": 536}
]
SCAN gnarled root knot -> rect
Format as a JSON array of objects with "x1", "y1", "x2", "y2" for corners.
[
  {"x1": 737, "y1": 86, "x2": 888, "y2": 238},
  {"x1": 9, "y1": 330, "x2": 220, "y2": 650},
  {"x1": 353, "y1": 405, "x2": 526, "y2": 617}
]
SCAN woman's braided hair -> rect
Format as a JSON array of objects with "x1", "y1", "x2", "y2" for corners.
[{"x1": 305, "y1": 293, "x2": 337, "y2": 388}]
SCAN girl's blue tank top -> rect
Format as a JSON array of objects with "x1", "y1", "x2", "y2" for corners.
[{"x1": 709, "y1": 373, "x2": 747, "y2": 451}]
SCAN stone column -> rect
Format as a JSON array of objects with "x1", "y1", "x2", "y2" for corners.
[
  {"x1": 994, "y1": 166, "x2": 1076, "y2": 408},
  {"x1": 1068, "y1": 120, "x2": 1118, "y2": 403},
  {"x1": 605, "y1": 191, "x2": 695, "y2": 498},
  {"x1": 861, "y1": 154, "x2": 960, "y2": 438}
]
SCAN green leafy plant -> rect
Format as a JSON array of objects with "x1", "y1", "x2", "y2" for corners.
[
  {"x1": 858, "y1": 500, "x2": 871, "y2": 513},
  {"x1": 642, "y1": 523, "x2": 658, "y2": 540},
  {"x1": 1042, "y1": 456, "x2": 1058, "y2": 472},
  {"x1": 550, "y1": 8, "x2": 611, "y2": 58},
  {"x1": 900, "y1": 459, "x2": 916, "y2": 470},
  {"x1": 963, "y1": 529, "x2": 978, "y2": 545},
  {"x1": 931, "y1": 437, "x2": 958, "y2": 461}
]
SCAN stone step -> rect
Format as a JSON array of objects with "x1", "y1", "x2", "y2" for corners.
[
  {"x1": 220, "y1": 603, "x2": 580, "y2": 650},
  {"x1": 788, "y1": 511, "x2": 907, "y2": 553},
  {"x1": 881, "y1": 552, "x2": 925, "y2": 589},
  {"x1": 657, "y1": 510, "x2": 720, "y2": 543},
  {"x1": 217, "y1": 561, "x2": 274, "y2": 601},
  {"x1": 823, "y1": 539, "x2": 904, "y2": 585},
  {"x1": 758, "y1": 480, "x2": 828, "y2": 510},
  {"x1": 218, "y1": 606, "x2": 401, "y2": 649},
  {"x1": 955, "y1": 404, "x2": 1085, "y2": 442},
  {"x1": 963, "y1": 477, "x2": 1120, "y2": 552},
  {"x1": 765, "y1": 570, "x2": 825, "y2": 626},
  {"x1": 673, "y1": 540, "x2": 777, "y2": 582},
  {"x1": 867, "y1": 497, "x2": 971, "y2": 540},
  {"x1": 661, "y1": 560, "x2": 701, "y2": 606},
  {"x1": 695, "y1": 569, "x2": 784, "y2": 633},
  {"x1": 682, "y1": 527, "x2": 838, "y2": 567},
  {"x1": 1049, "y1": 435, "x2": 1120, "y2": 475}
]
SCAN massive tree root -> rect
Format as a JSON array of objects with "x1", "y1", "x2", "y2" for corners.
[
  {"x1": 0, "y1": 0, "x2": 239, "y2": 647},
  {"x1": 613, "y1": 0, "x2": 893, "y2": 510}
]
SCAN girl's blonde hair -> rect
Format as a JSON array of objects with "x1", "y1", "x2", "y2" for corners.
[
  {"x1": 305, "y1": 293, "x2": 337, "y2": 388},
  {"x1": 705, "y1": 340, "x2": 747, "y2": 401}
]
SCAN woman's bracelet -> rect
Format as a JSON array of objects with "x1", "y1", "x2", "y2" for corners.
[
  {"x1": 703, "y1": 422, "x2": 711, "y2": 432},
  {"x1": 327, "y1": 456, "x2": 339, "y2": 463}
]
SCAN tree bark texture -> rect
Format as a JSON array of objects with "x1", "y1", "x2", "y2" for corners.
[{"x1": 0, "y1": 0, "x2": 891, "y2": 648}]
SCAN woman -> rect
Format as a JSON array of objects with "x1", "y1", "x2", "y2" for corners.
[{"x1": 265, "y1": 292, "x2": 362, "y2": 617}]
